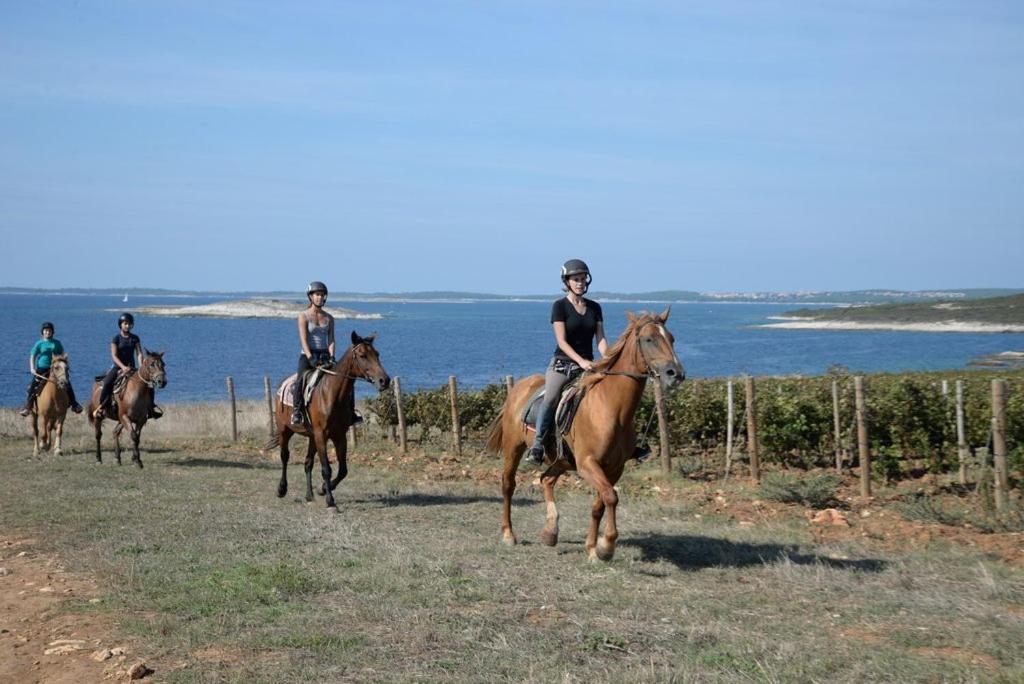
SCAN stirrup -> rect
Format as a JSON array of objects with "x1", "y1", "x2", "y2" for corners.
[
  {"x1": 352, "y1": 411, "x2": 364, "y2": 426},
  {"x1": 149, "y1": 405, "x2": 164, "y2": 420},
  {"x1": 290, "y1": 408, "x2": 304, "y2": 426},
  {"x1": 634, "y1": 444, "x2": 652, "y2": 464}
]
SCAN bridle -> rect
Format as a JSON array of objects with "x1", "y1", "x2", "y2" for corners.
[
  {"x1": 590, "y1": 319, "x2": 669, "y2": 382},
  {"x1": 136, "y1": 357, "x2": 165, "y2": 388}
]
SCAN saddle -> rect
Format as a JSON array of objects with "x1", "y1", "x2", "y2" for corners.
[
  {"x1": 277, "y1": 367, "x2": 329, "y2": 409},
  {"x1": 93, "y1": 369, "x2": 135, "y2": 413},
  {"x1": 521, "y1": 379, "x2": 588, "y2": 464}
]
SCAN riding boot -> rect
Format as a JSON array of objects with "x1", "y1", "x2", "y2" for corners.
[
  {"x1": 526, "y1": 406, "x2": 554, "y2": 465},
  {"x1": 290, "y1": 376, "x2": 305, "y2": 426},
  {"x1": 633, "y1": 443, "x2": 652, "y2": 463},
  {"x1": 65, "y1": 379, "x2": 83, "y2": 414},
  {"x1": 19, "y1": 376, "x2": 44, "y2": 417},
  {"x1": 19, "y1": 384, "x2": 36, "y2": 417}
]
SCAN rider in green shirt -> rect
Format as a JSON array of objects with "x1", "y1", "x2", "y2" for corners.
[{"x1": 19, "y1": 322, "x2": 83, "y2": 416}]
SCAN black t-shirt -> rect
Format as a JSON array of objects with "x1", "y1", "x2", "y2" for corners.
[
  {"x1": 550, "y1": 298, "x2": 603, "y2": 361},
  {"x1": 112, "y1": 332, "x2": 140, "y2": 368}
]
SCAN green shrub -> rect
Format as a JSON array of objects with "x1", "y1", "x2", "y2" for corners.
[{"x1": 759, "y1": 472, "x2": 841, "y2": 508}]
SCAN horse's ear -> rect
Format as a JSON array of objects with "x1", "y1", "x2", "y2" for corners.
[
  {"x1": 364, "y1": 333, "x2": 376, "y2": 344},
  {"x1": 625, "y1": 310, "x2": 637, "y2": 324},
  {"x1": 658, "y1": 305, "x2": 671, "y2": 322},
  {"x1": 144, "y1": 347, "x2": 152, "y2": 356},
  {"x1": 351, "y1": 331, "x2": 362, "y2": 345},
  {"x1": 158, "y1": 350, "x2": 166, "y2": 357}
]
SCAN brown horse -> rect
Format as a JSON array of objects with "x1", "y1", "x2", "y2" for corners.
[
  {"x1": 29, "y1": 355, "x2": 71, "y2": 457},
  {"x1": 271, "y1": 332, "x2": 390, "y2": 509},
  {"x1": 486, "y1": 309, "x2": 685, "y2": 561},
  {"x1": 86, "y1": 350, "x2": 167, "y2": 468}
]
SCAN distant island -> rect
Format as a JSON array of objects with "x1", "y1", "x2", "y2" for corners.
[
  {"x1": 130, "y1": 299, "x2": 383, "y2": 320},
  {"x1": 762, "y1": 293, "x2": 1024, "y2": 333},
  {"x1": 3, "y1": 286, "x2": 1022, "y2": 305}
]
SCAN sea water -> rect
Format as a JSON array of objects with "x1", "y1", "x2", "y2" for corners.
[{"x1": 2, "y1": 294, "x2": 1022, "y2": 405}]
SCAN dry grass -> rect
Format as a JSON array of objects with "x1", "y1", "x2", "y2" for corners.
[{"x1": 1, "y1": 425, "x2": 1022, "y2": 682}]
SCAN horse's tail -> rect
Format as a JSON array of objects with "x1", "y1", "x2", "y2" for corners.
[
  {"x1": 264, "y1": 433, "x2": 280, "y2": 451},
  {"x1": 484, "y1": 406, "x2": 505, "y2": 456}
]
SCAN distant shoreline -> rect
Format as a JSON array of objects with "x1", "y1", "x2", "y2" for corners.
[
  {"x1": 760, "y1": 317, "x2": 1024, "y2": 333},
  {"x1": 130, "y1": 299, "x2": 384, "y2": 320}
]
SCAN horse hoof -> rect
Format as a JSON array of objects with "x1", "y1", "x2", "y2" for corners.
[
  {"x1": 134, "y1": 460, "x2": 143, "y2": 469},
  {"x1": 277, "y1": 484, "x2": 287, "y2": 498},
  {"x1": 326, "y1": 504, "x2": 339, "y2": 513},
  {"x1": 596, "y1": 540, "x2": 615, "y2": 562},
  {"x1": 539, "y1": 529, "x2": 559, "y2": 547},
  {"x1": 501, "y1": 533, "x2": 517, "y2": 546}
]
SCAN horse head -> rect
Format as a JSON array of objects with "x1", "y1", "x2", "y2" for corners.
[
  {"x1": 48, "y1": 354, "x2": 70, "y2": 389},
  {"x1": 141, "y1": 349, "x2": 168, "y2": 389},
  {"x1": 349, "y1": 331, "x2": 391, "y2": 391},
  {"x1": 627, "y1": 307, "x2": 685, "y2": 392}
]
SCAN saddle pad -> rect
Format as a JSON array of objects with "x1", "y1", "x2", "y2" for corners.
[
  {"x1": 521, "y1": 381, "x2": 583, "y2": 435},
  {"x1": 277, "y1": 369, "x2": 325, "y2": 408}
]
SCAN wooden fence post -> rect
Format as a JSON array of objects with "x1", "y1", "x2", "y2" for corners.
[
  {"x1": 505, "y1": 375, "x2": 514, "y2": 394},
  {"x1": 226, "y1": 376, "x2": 238, "y2": 442},
  {"x1": 724, "y1": 379, "x2": 734, "y2": 480},
  {"x1": 394, "y1": 377, "x2": 407, "y2": 453},
  {"x1": 854, "y1": 376, "x2": 870, "y2": 497},
  {"x1": 264, "y1": 376, "x2": 275, "y2": 441},
  {"x1": 744, "y1": 376, "x2": 760, "y2": 482},
  {"x1": 449, "y1": 375, "x2": 462, "y2": 457},
  {"x1": 955, "y1": 380, "x2": 967, "y2": 485},
  {"x1": 832, "y1": 379, "x2": 842, "y2": 472},
  {"x1": 653, "y1": 380, "x2": 671, "y2": 475},
  {"x1": 992, "y1": 379, "x2": 1009, "y2": 513}
]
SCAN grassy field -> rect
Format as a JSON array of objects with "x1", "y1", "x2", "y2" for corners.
[{"x1": 1, "y1": 410, "x2": 1023, "y2": 682}]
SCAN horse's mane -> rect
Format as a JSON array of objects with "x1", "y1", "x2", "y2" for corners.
[{"x1": 581, "y1": 312, "x2": 658, "y2": 389}]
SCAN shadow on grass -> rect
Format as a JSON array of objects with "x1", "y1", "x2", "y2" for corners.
[
  {"x1": 165, "y1": 457, "x2": 272, "y2": 469},
  {"x1": 351, "y1": 492, "x2": 538, "y2": 508},
  {"x1": 622, "y1": 534, "x2": 886, "y2": 573}
]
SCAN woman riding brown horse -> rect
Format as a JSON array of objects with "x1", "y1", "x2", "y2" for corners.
[
  {"x1": 30, "y1": 354, "x2": 71, "y2": 457},
  {"x1": 86, "y1": 350, "x2": 167, "y2": 468},
  {"x1": 272, "y1": 331, "x2": 390, "y2": 509},
  {"x1": 486, "y1": 309, "x2": 684, "y2": 561}
]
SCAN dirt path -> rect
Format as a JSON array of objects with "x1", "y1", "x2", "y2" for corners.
[{"x1": 0, "y1": 538, "x2": 150, "y2": 683}]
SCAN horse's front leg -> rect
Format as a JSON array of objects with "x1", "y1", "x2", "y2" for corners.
[
  {"x1": 113, "y1": 421, "x2": 124, "y2": 465},
  {"x1": 577, "y1": 459, "x2": 619, "y2": 562},
  {"x1": 539, "y1": 465, "x2": 567, "y2": 547},
  {"x1": 93, "y1": 414, "x2": 104, "y2": 463},
  {"x1": 31, "y1": 413, "x2": 40, "y2": 457},
  {"x1": 128, "y1": 420, "x2": 143, "y2": 469},
  {"x1": 314, "y1": 432, "x2": 336, "y2": 509},
  {"x1": 53, "y1": 418, "x2": 64, "y2": 456},
  {"x1": 327, "y1": 433, "x2": 348, "y2": 492},
  {"x1": 303, "y1": 438, "x2": 316, "y2": 502},
  {"x1": 277, "y1": 428, "x2": 292, "y2": 498}
]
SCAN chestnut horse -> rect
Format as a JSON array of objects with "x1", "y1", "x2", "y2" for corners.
[
  {"x1": 271, "y1": 332, "x2": 390, "y2": 509},
  {"x1": 29, "y1": 355, "x2": 71, "y2": 457},
  {"x1": 486, "y1": 310, "x2": 685, "y2": 561},
  {"x1": 86, "y1": 350, "x2": 167, "y2": 468}
]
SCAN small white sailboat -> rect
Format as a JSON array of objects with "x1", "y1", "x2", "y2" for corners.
[{"x1": 122, "y1": 294, "x2": 128, "y2": 303}]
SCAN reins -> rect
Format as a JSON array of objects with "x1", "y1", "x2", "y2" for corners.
[{"x1": 588, "y1": 321, "x2": 663, "y2": 381}]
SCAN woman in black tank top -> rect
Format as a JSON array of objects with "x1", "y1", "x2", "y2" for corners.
[{"x1": 525, "y1": 259, "x2": 608, "y2": 465}]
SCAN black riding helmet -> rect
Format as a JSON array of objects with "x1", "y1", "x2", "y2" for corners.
[
  {"x1": 307, "y1": 281, "x2": 328, "y2": 297},
  {"x1": 561, "y1": 259, "x2": 592, "y2": 287},
  {"x1": 41, "y1": 321, "x2": 54, "y2": 334},
  {"x1": 118, "y1": 312, "x2": 135, "y2": 326}
]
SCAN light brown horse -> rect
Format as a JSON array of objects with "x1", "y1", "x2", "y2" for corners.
[
  {"x1": 86, "y1": 350, "x2": 167, "y2": 468},
  {"x1": 486, "y1": 309, "x2": 685, "y2": 561},
  {"x1": 29, "y1": 355, "x2": 71, "y2": 457},
  {"x1": 271, "y1": 332, "x2": 390, "y2": 509}
]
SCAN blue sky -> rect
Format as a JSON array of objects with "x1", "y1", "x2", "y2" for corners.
[{"x1": 1, "y1": 1, "x2": 1021, "y2": 294}]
